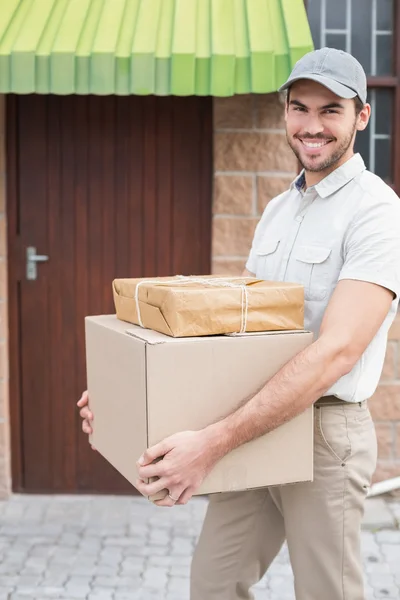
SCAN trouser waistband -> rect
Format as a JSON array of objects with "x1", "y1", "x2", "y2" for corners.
[{"x1": 314, "y1": 395, "x2": 366, "y2": 407}]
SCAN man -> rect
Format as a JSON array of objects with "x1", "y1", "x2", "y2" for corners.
[{"x1": 78, "y1": 48, "x2": 400, "y2": 599}]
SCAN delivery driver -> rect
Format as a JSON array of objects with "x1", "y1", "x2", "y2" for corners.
[{"x1": 78, "y1": 48, "x2": 400, "y2": 600}]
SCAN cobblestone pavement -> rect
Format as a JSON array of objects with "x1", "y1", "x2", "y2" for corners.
[{"x1": 0, "y1": 494, "x2": 399, "y2": 600}]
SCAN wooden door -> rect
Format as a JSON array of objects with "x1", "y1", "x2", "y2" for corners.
[{"x1": 7, "y1": 94, "x2": 212, "y2": 493}]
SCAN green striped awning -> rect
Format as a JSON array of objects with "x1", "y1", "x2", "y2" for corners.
[{"x1": 0, "y1": 0, "x2": 314, "y2": 96}]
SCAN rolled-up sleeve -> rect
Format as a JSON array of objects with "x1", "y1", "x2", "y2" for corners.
[{"x1": 338, "y1": 196, "x2": 400, "y2": 300}]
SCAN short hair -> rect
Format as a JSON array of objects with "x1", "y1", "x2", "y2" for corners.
[{"x1": 354, "y1": 96, "x2": 365, "y2": 116}]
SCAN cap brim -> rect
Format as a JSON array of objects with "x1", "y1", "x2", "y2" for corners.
[{"x1": 278, "y1": 73, "x2": 358, "y2": 100}]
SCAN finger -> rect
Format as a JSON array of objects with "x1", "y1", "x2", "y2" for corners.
[
  {"x1": 137, "y1": 441, "x2": 169, "y2": 467},
  {"x1": 176, "y1": 487, "x2": 194, "y2": 506},
  {"x1": 77, "y1": 390, "x2": 89, "y2": 407},
  {"x1": 137, "y1": 462, "x2": 164, "y2": 480},
  {"x1": 155, "y1": 489, "x2": 184, "y2": 508},
  {"x1": 79, "y1": 407, "x2": 93, "y2": 420},
  {"x1": 90, "y1": 444, "x2": 97, "y2": 452},
  {"x1": 82, "y1": 420, "x2": 92, "y2": 434},
  {"x1": 135, "y1": 476, "x2": 169, "y2": 497}
]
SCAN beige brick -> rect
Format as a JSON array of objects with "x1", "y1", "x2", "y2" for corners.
[
  {"x1": 212, "y1": 258, "x2": 246, "y2": 276},
  {"x1": 0, "y1": 217, "x2": 6, "y2": 257},
  {"x1": 372, "y1": 461, "x2": 400, "y2": 484},
  {"x1": 388, "y1": 313, "x2": 400, "y2": 340},
  {"x1": 0, "y1": 420, "x2": 6, "y2": 452},
  {"x1": 396, "y1": 423, "x2": 400, "y2": 458},
  {"x1": 0, "y1": 377, "x2": 8, "y2": 421},
  {"x1": 212, "y1": 217, "x2": 257, "y2": 257},
  {"x1": 0, "y1": 259, "x2": 6, "y2": 299},
  {"x1": 381, "y1": 341, "x2": 396, "y2": 380},
  {"x1": 375, "y1": 423, "x2": 394, "y2": 460},
  {"x1": 215, "y1": 132, "x2": 297, "y2": 172},
  {"x1": 0, "y1": 174, "x2": 5, "y2": 214},
  {"x1": 213, "y1": 176, "x2": 253, "y2": 216},
  {"x1": 0, "y1": 428, "x2": 11, "y2": 499},
  {"x1": 369, "y1": 384, "x2": 400, "y2": 420},
  {"x1": 255, "y1": 93, "x2": 286, "y2": 129},
  {"x1": 0, "y1": 301, "x2": 6, "y2": 340},
  {"x1": 257, "y1": 176, "x2": 293, "y2": 214},
  {"x1": 0, "y1": 341, "x2": 6, "y2": 379},
  {"x1": 214, "y1": 95, "x2": 253, "y2": 129}
]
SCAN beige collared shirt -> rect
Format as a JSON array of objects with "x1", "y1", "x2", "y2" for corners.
[{"x1": 246, "y1": 154, "x2": 400, "y2": 402}]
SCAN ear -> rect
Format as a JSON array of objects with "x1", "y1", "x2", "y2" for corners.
[{"x1": 356, "y1": 103, "x2": 371, "y2": 132}]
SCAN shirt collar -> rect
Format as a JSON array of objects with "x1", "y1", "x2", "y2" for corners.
[{"x1": 290, "y1": 154, "x2": 366, "y2": 198}]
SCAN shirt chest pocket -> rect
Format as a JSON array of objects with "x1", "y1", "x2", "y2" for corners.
[
  {"x1": 255, "y1": 239, "x2": 280, "y2": 280},
  {"x1": 295, "y1": 245, "x2": 332, "y2": 301}
]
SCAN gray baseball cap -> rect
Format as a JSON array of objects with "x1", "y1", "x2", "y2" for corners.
[{"x1": 279, "y1": 47, "x2": 367, "y2": 105}]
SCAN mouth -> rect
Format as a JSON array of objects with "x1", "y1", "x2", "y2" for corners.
[{"x1": 297, "y1": 138, "x2": 334, "y2": 153}]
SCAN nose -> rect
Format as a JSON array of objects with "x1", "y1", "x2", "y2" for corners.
[{"x1": 302, "y1": 112, "x2": 325, "y2": 136}]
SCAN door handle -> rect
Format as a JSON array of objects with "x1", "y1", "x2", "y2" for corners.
[{"x1": 26, "y1": 246, "x2": 49, "y2": 280}]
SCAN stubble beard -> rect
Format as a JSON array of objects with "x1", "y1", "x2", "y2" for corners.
[{"x1": 286, "y1": 120, "x2": 357, "y2": 173}]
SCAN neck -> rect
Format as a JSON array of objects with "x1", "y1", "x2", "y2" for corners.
[{"x1": 304, "y1": 149, "x2": 355, "y2": 188}]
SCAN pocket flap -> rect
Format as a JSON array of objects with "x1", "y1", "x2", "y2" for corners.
[
  {"x1": 255, "y1": 240, "x2": 280, "y2": 256},
  {"x1": 296, "y1": 245, "x2": 332, "y2": 264}
]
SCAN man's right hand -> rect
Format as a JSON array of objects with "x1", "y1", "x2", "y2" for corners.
[{"x1": 77, "y1": 390, "x2": 94, "y2": 441}]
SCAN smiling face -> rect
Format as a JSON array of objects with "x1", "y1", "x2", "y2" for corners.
[{"x1": 285, "y1": 79, "x2": 370, "y2": 181}]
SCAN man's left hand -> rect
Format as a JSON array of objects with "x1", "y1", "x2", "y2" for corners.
[{"x1": 135, "y1": 429, "x2": 221, "y2": 507}]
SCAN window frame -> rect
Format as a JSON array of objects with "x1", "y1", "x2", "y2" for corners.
[{"x1": 303, "y1": 0, "x2": 400, "y2": 193}]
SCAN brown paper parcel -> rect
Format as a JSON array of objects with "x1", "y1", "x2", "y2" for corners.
[{"x1": 112, "y1": 275, "x2": 304, "y2": 337}]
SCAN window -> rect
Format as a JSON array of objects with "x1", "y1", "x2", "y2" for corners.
[{"x1": 306, "y1": 0, "x2": 400, "y2": 191}]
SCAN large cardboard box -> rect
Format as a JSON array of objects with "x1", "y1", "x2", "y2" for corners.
[{"x1": 85, "y1": 315, "x2": 314, "y2": 500}]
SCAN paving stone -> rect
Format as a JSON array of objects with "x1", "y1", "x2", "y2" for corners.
[
  {"x1": 0, "y1": 494, "x2": 399, "y2": 600},
  {"x1": 167, "y1": 576, "x2": 190, "y2": 595},
  {"x1": 170, "y1": 540, "x2": 193, "y2": 556},
  {"x1": 97, "y1": 555, "x2": 122, "y2": 567},
  {"x1": 41, "y1": 575, "x2": 68, "y2": 587},
  {"x1": 363, "y1": 499, "x2": 397, "y2": 530},
  {"x1": 367, "y1": 573, "x2": 396, "y2": 589},
  {"x1": 93, "y1": 565, "x2": 120, "y2": 577},
  {"x1": 147, "y1": 556, "x2": 174, "y2": 567},
  {"x1": 142, "y1": 566, "x2": 169, "y2": 589},
  {"x1": 67, "y1": 575, "x2": 94, "y2": 586},
  {"x1": 62, "y1": 584, "x2": 92, "y2": 598},
  {"x1": 376, "y1": 530, "x2": 400, "y2": 544},
  {"x1": 94, "y1": 576, "x2": 127, "y2": 588},
  {"x1": 381, "y1": 543, "x2": 400, "y2": 562},
  {"x1": 30, "y1": 545, "x2": 56, "y2": 558},
  {"x1": 8, "y1": 587, "x2": 39, "y2": 597},
  {"x1": 374, "y1": 587, "x2": 400, "y2": 599},
  {"x1": 58, "y1": 532, "x2": 81, "y2": 547},
  {"x1": 366, "y1": 561, "x2": 393, "y2": 574},
  {"x1": 88, "y1": 592, "x2": 115, "y2": 600},
  {"x1": 169, "y1": 564, "x2": 190, "y2": 577},
  {"x1": 37, "y1": 587, "x2": 66, "y2": 597},
  {"x1": 0, "y1": 576, "x2": 19, "y2": 587}
]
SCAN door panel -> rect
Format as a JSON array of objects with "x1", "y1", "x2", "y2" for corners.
[{"x1": 7, "y1": 94, "x2": 213, "y2": 493}]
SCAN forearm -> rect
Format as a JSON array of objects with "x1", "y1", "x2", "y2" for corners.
[{"x1": 208, "y1": 335, "x2": 354, "y2": 457}]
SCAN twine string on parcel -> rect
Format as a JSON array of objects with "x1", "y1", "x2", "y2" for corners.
[{"x1": 134, "y1": 276, "x2": 252, "y2": 334}]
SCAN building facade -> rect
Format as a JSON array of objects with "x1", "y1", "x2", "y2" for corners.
[{"x1": 0, "y1": 0, "x2": 399, "y2": 497}]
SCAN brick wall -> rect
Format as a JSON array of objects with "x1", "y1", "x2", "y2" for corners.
[
  {"x1": 212, "y1": 92, "x2": 400, "y2": 483},
  {"x1": 0, "y1": 95, "x2": 11, "y2": 498},
  {"x1": 370, "y1": 319, "x2": 400, "y2": 482},
  {"x1": 212, "y1": 94, "x2": 297, "y2": 275},
  {"x1": 0, "y1": 94, "x2": 397, "y2": 496}
]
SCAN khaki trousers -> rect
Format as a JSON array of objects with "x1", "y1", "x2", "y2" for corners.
[{"x1": 191, "y1": 401, "x2": 377, "y2": 600}]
